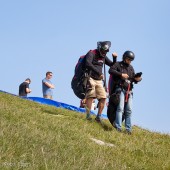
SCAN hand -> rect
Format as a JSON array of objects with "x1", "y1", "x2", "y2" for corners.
[
  {"x1": 51, "y1": 84, "x2": 55, "y2": 89},
  {"x1": 99, "y1": 74, "x2": 104, "y2": 80},
  {"x1": 121, "y1": 73, "x2": 129, "y2": 79},
  {"x1": 112, "y1": 52, "x2": 117, "y2": 58},
  {"x1": 134, "y1": 77, "x2": 142, "y2": 82}
]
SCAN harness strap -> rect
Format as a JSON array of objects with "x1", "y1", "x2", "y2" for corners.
[
  {"x1": 125, "y1": 83, "x2": 130, "y2": 102},
  {"x1": 103, "y1": 58, "x2": 107, "y2": 92}
]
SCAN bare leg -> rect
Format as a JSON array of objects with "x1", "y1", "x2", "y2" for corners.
[
  {"x1": 85, "y1": 98, "x2": 93, "y2": 119},
  {"x1": 95, "y1": 98, "x2": 106, "y2": 122}
]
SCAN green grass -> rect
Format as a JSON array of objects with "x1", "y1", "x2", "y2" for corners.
[{"x1": 0, "y1": 92, "x2": 170, "y2": 170}]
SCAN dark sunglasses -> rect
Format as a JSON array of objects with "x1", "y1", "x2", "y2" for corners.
[{"x1": 126, "y1": 58, "x2": 132, "y2": 61}]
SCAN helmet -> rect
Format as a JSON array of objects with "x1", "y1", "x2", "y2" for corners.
[
  {"x1": 123, "y1": 51, "x2": 135, "y2": 61},
  {"x1": 97, "y1": 41, "x2": 111, "y2": 57}
]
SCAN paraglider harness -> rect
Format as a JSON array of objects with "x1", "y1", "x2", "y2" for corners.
[
  {"x1": 109, "y1": 79, "x2": 130, "y2": 106},
  {"x1": 71, "y1": 49, "x2": 108, "y2": 100},
  {"x1": 109, "y1": 71, "x2": 142, "y2": 106},
  {"x1": 71, "y1": 65, "x2": 91, "y2": 100},
  {"x1": 71, "y1": 50, "x2": 96, "y2": 99}
]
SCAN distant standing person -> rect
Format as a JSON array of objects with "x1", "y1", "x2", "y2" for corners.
[
  {"x1": 42, "y1": 71, "x2": 55, "y2": 99},
  {"x1": 19, "y1": 78, "x2": 32, "y2": 97}
]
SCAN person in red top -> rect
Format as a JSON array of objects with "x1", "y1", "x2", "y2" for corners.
[{"x1": 84, "y1": 41, "x2": 117, "y2": 122}]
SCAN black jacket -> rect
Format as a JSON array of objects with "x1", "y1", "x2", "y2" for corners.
[
  {"x1": 19, "y1": 82, "x2": 29, "y2": 96},
  {"x1": 109, "y1": 61, "x2": 135, "y2": 90},
  {"x1": 85, "y1": 49, "x2": 116, "y2": 80}
]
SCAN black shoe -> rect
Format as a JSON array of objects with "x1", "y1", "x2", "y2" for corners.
[
  {"x1": 86, "y1": 114, "x2": 92, "y2": 120},
  {"x1": 113, "y1": 124, "x2": 122, "y2": 132},
  {"x1": 116, "y1": 128, "x2": 122, "y2": 132},
  {"x1": 95, "y1": 116, "x2": 102, "y2": 123}
]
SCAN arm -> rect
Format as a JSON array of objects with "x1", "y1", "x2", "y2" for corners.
[
  {"x1": 85, "y1": 51, "x2": 101, "y2": 76},
  {"x1": 25, "y1": 83, "x2": 31, "y2": 93},
  {"x1": 105, "y1": 56, "x2": 113, "y2": 66},
  {"x1": 112, "y1": 52, "x2": 117, "y2": 64},
  {"x1": 105, "y1": 52, "x2": 118, "y2": 66},
  {"x1": 109, "y1": 62, "x2": 122, "y2": 77},
  {"x1": 26, "y1": 88, "x2": 31, "y2": 93},
  {"x1": 129, "y1": 66, "x2": 142, "y2": 83},
  {"x1": 109, "y1": 62, "x2": 129, "y2": 80},
  {"x1": 44, "y1": 82, "x2": 55, "y2": 89}
]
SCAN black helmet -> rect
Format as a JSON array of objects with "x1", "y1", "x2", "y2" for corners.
[
  {"x1": 97, "y1": 41, "x2": 111, "y2": 57},
  {"x1": 123, "y1": 51, "x2": 135, "y2": 61}
]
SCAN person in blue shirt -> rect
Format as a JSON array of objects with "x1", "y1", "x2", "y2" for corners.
[{"x1": 42, "y1": 71, "x2": 55, "y2": 99}]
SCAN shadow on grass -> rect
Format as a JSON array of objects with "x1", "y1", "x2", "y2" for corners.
[
  {"x1": 43, "y1": 108, "x2": 113, "y2": 131},
  {"x1": 97, "y1": 121, "x2": 113, "y2": 131}
]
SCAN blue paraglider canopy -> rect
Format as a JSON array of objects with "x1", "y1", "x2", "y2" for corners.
[{"x1": 0, "y1": 90, "x2": 108, "y2": 119}]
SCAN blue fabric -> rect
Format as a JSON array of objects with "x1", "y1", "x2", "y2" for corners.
[{"x1": 0, "y1": 90, "x2": 108, "y2": 119}]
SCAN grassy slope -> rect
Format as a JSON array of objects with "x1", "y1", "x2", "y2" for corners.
[{"x1": 0, "y1": 92, "x2": 170, "y2": 170}]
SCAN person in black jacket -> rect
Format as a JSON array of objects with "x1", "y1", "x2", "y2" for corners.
[
  {"x1": 19, "y1": 78, "x2": 32, "y2": 97},
  {"x1": 85, "y1": 41, "x2": 117, "y2": 122},
  {"x1": 108, "y1": 51, "x2": 142, "y2": 134}
]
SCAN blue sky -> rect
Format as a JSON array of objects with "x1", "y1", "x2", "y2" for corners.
[{"x1": 0, "y1": 0, "x2": 170, "y2": 134}]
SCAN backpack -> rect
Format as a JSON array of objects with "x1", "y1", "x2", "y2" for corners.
[{"x1": 71, "y1": 50, "x2": 97, "y2": 99}]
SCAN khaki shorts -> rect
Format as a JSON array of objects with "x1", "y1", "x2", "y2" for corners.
[{"x1": 85, "y1": 77, "x2": 106, "y2": 99}]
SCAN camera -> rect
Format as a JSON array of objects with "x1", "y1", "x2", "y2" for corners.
[{"x1": 134, "y1": 72, "x2": 142, "y2": 78}]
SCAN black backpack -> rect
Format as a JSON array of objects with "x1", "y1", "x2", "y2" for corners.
[{"x1": 71, "y1": 50, "x2": 97, "y2": 99}]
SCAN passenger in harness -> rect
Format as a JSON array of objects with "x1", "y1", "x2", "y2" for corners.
[
  {"x1": 108, "y1": 51, "x2": 142, "y2": 134},
  {"x1": 84, "y1": 41, "x2": 117, "y2": 122}
]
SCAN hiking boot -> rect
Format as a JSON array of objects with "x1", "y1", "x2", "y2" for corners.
[
  {"x1": 86, "y1": 114, "x2": 92, "y2": 120},
  {"x1": 116, "y1": 128, "x2": 122, "y2": 132},
  {"x1": 113, "y1": 124, "x2": 122, "y2": 132},
  {"x1": 95, "y1": 116, "x2": 102, "y2": 123}
]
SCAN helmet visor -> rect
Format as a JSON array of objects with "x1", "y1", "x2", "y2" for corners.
[
  {"x1": 101, "y1": 42, "x2": 111, "y2": 53},
  {"x1": 126, "y1": 57, "x2": 133, "y2": 61},
  {"x1": 97, "y1": 41, "x2": 111, "y2": 56}
]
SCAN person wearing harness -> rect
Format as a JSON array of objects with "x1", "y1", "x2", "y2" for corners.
[
  {"x1": 85, "y1": 41, "x2": 117, "y2": 122},
  {"x1": 108, "y1": 51, "x2": 142, "y2": 134}
]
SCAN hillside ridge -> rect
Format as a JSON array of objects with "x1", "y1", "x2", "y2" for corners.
[{"x1": 1, "y1": 92, "x2": 170, "y2": 170}]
